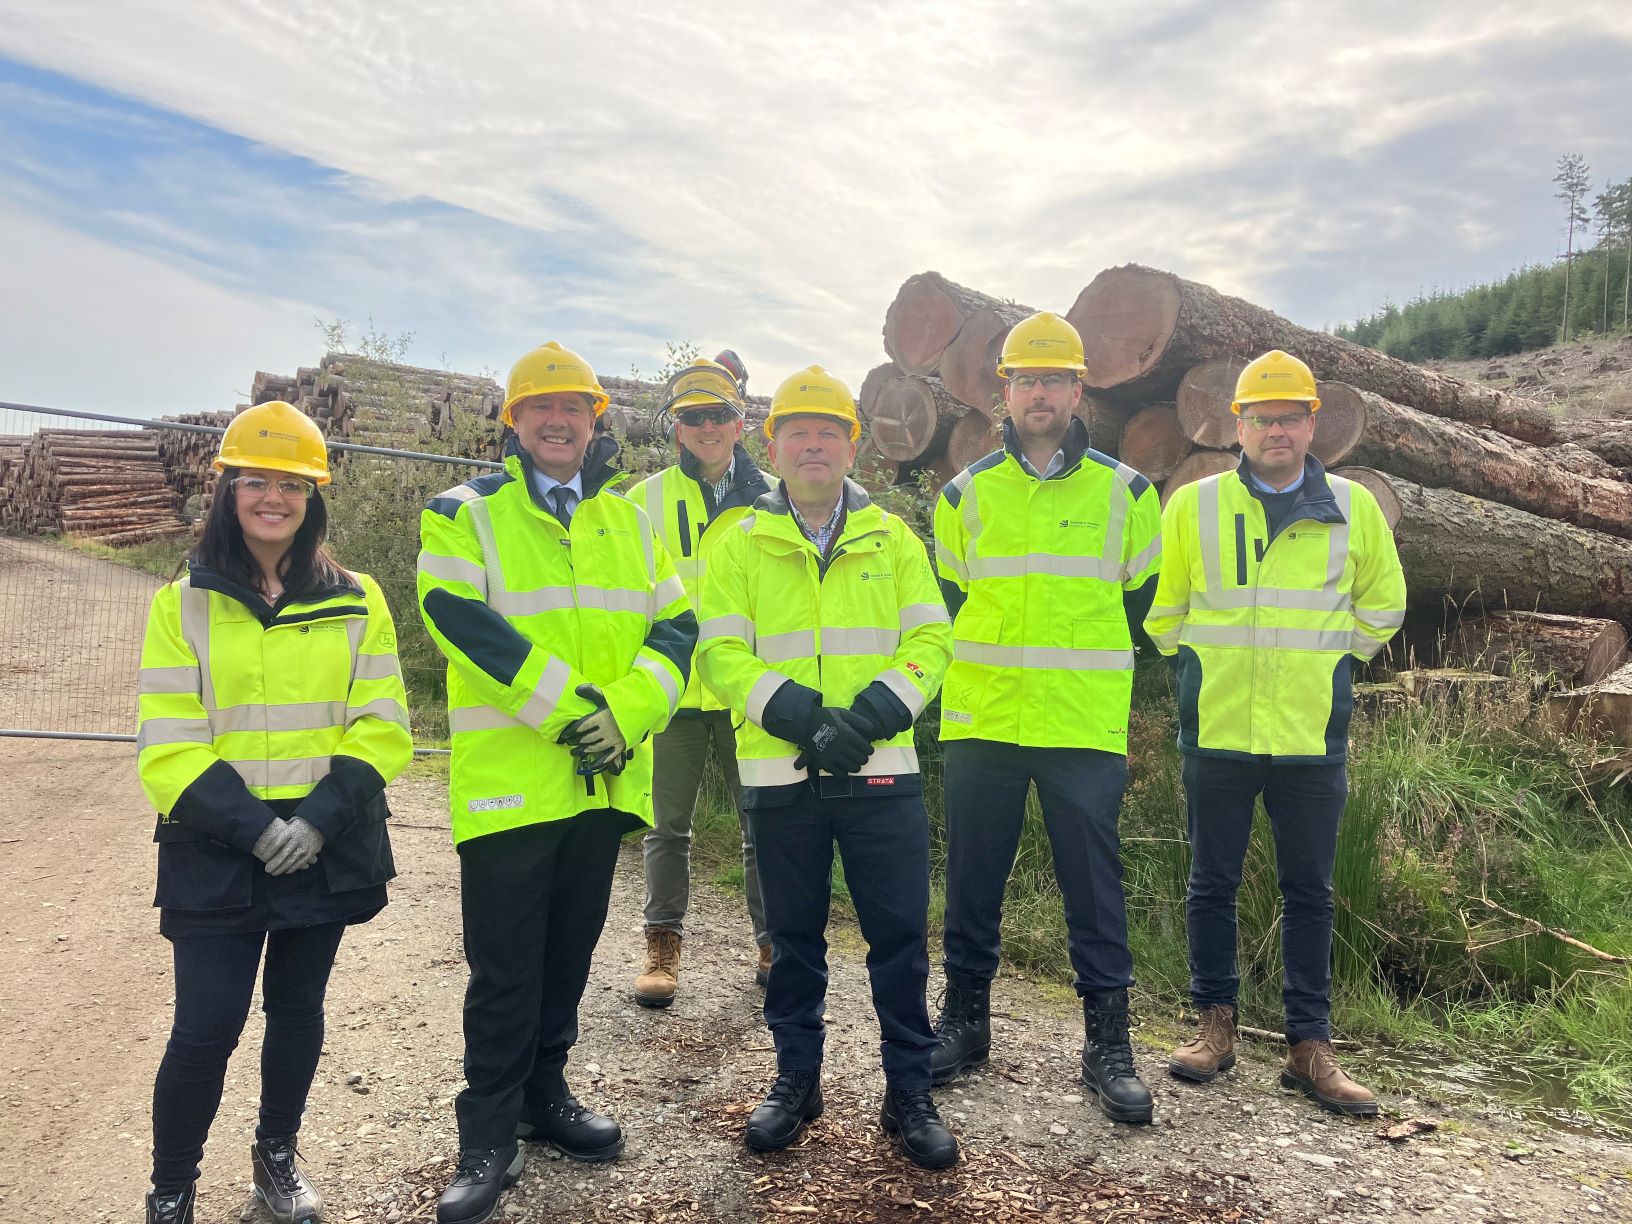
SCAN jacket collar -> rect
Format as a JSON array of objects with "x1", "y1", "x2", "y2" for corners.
[
  {"x1": 751, "y1": 477, "x2": 881, "y2": 549},
  {"x1": 1001, "y1": 415, "x2": 1091, "y2": 479},
  {"x1": 185, "y1": 562, "x2": 363, "y2": 625},
  {"x1": 503, "y1": 432, "x2": 624, "y2": 512},
  {"x1": 678, "y1": 440, "x2": 771, "y2": 511},
  {"x1": 755, "y1": 475, "x2": 872, "y2": 518},
  {"x1": 1234, "y1": 453, "x2": 1346, "y2": 525}
]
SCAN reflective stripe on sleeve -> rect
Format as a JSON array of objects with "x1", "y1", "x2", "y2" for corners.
[
  {"x1": 935, "y1": 543, "x2": 968, "y2": 581},
  {"x1": 699, "y1": 614, "x2": 754, "y2": 644},
  {"x1": 353, "y1": 652, "x2": 402, "y2": 681},
  {"x1": 899, "y1": 602, "x2": 950, "y2": 630},
  {"x1": 417, "y1": 550, "x2": 487, "y2": 589},
  {"x1": 138, "y1": 666, "x2": 199, "y2": 696},
  {"x1": 136, "y1": 717, "x2": 214, "y2": 752},
  {"x1": 635, "y1": 656, "x2": 682, "y2": 714},
  {"x1": 746, "y1": 671, "x2": 790, "y2": 726},
  {"x1": 346, "y1": 697, "x2": 411, "y2": 728},
  {"x1": 515, "y1": 656, "x2": 574, "y2": 729},
  {"x1": 880, "y1": 668, "x2": 927, "y2": 717}
]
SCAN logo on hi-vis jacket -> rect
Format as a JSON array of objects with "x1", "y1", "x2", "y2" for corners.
[
  {"x1": 859, "y1": 569, "x2": 894, "y2": 582},
  {"x1": 903, "y1": 661, "x2": 926, "y2": 681}
]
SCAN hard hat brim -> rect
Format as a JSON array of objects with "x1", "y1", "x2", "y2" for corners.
[
  {"x1": 501, "y1": 388, "x2": 611, "y2": 426},
  {"x1": 213, "y1": 455, "x2": 332, "y2": 485},
  {"x1": 764, "y1": 411, "x2": 862, "y2": 443}
]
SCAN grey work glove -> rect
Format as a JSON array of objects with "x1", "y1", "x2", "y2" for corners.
[
  {"x1": 251, "y1": 818, "x2": 293, "y2": 865},
  {"x1": 263, "y1": 816, "x2": 325, "y2": 876},
  {"x1": 558, "y1": 684, "x2": 628, "y2": 760}
]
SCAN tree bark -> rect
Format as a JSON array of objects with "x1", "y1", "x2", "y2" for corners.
[
  {"x1": 858, "y1": 362, "x2": 900, "y2": 421},
  {"x1": 1117, "y1": 404, "x2": 1190, "y2": 481},
  {"x1": 865, "y1": 374, "x2": 965, "y2": 461},
  {"x1": 1335, "y1": 467, "x2": 1403, "y2": 530},
  {"x1": 947, "y1": 411, "x2": 1001, "y2": 471},
  {"x1": 1445, "y1": 611, "x2": 1628, "y2": 687},
  {"x1": 1067, "y1": 265, "x2": 1561, "y2": 443},
  {"x1": 1161, "y1": 450, "x2": 1238, "y2": 506},
  {"x1": 883, "y1": 272, "x2": 1031, "y2": 376},
  {"x1": 1313, "y1": 383, "x2": 1632, "y2": 537},
  {"x1": 1078, "y1": 395, "x2": 1134, "y2": 458},
  {"x1": 1552, "y1": 417, "x2": 1632, "y2": 468},
  {"x1": 1175, "y1": 358, "x2": 1246, "y2": 448},
  {"x1": 1331, "y1": 468, "x2": 1632, "y2": 620},
  {"x1": 939, "y1": 307, "x2": 1023, "y2": 416},
  {"x1": 1542, "y1": 660, "x2": 1632, "y2": 741}
]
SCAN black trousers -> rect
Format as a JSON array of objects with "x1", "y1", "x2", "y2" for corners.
[
  {"x1": 748, "y1": 789, "x2": 937, "y2": 1092},
  {"x1": 942, "y1": 740, "x2": 1134, "y2": 993},
  {"x1": 454, "y1": 811, "x2": 631, "y2": 1149},
  {"x1": 150, "y1": 922, "x2": 346, "y2": 1193},
  {"x1": 1182, "y1": 754, "x2": 1348, "y2": 1043}
]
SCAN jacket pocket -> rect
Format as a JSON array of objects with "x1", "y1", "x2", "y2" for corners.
[
  {"x1": 154, "y1": 836, "x2": 255, "y2": 912},
  {"x1": 320, "y1": 793, "x2": 398, "y2": 894}
]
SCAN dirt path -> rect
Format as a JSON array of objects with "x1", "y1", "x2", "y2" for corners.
[{"x1": 2, "y1": 541, "x2": 1630, "y2": 1222}]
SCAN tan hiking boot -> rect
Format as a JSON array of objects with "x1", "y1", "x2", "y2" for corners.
[
  {"x1": 1281, "y1": 1039, "x2": 1379, "y2": 1116},
  {"x1": 1169, "y1": 1004, "x2": 1237, "y2": 1083},
  {"x1": 634, "y1": 928, "x2": 682, "y2": 1008},
  {"x1": 755, "y1": 942, "x2": 772, "y2": 989}
]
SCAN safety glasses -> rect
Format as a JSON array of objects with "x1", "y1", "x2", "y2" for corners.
[
  {"x1": 1008, "y1": 373, "x2": 1077, "y2": 392},
  {"x1": 230, "y1": 474, "x2": 315, "y2": 499},
  {"x1": 676, "y1": 406, "x2": 740, "y2": 427},
  {"x1": 1240, "y1": 411, "x2": 1313, "y2": 432}
]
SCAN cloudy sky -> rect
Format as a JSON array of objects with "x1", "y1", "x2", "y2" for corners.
[{"x1": 2, "y1": 0, "x2": 1630, "y2": 419}]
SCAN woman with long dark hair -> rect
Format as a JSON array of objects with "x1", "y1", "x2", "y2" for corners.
[{"x1": 137, "y1": 401, "x2": 413, "y2": 1224}]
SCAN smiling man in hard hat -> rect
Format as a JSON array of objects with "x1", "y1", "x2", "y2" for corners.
[
  {"x1": 929, "y1": 311, "x2": 1163, "y2": 1125},
  {"x1": 1146, "y1": 349, "x2": 1405, "y2": 1116},
  {"x1": 624, "y1": 356, "x2": 774, "y2": 1008},
  {"x1": 697, "y1": 366, "x2": 959, "y2": 1168},
  {"x1": 417, "y1": 342, "x2": 697, "y2": 1223}
]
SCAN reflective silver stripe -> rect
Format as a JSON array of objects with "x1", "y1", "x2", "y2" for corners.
[
  {"x1": 1325, "y1": 478, "x2": 1353, "y2": 591},
  {"x1": 433, "y1": 482, "x2": 482, "y2": 504},
  {"x1": 759, "y1": 630, "x2": 815, "y2": 664},
  {"x1": 347, "y1": 697, "x2": 410, "y2": 728},
  {"x1": 652, "y1": 575, "x2": 686, "y2": 612},
  {"x1": 954, "y1": 642, "x2": 1135, "y2": 671},
  {"x1": 575, "y1": 586, "x2": 653, "y2": 617},
  {"x1": 417, "y1": 550, "x2": 487, "y2": 589},
  {"x1": 1358, "y1": 608, "x2": 1406, "y2": 631},
  {"x1": 673, "y1": 556, "x2": 702, "y2": 584},
  {"x1": 636, "y1": 656, "x2": 682, "y2": 714},
  {"x1": 1190, "y1": 587, "x2": 1353, "y2": 613},
  {"x1": 468, "y1": 497, "x2": 505, "y2": 600},
  {"x1": 880, "y1": 668, "x2": 927, "y2": 717},
  {"x1": 449, "y1": 706, "x2": 526, "y2": 734},
  {"x1": 139, "y1": 666, "x2": 199, "y2": 696},
  {"x1": 699, "y1": 614, "x2": 754, "y2": 643},
  {"x1": 515, "y1": 656, "x2": 573, "y2": 728},
  {"x1": 899, "y1": 602, "x2": 950, "y2": 630},
  {"x1": 178, "y1": 580, "x2": 215, "y2": 711},
  {"x1": 641, "y1": 516, "x2": 656, "y2": 581},
  {"x1": 1197, "y1": 477, "x2": 1224, "y2": 596},
  {"x1": 354, "y1": 652, "x2": 402, "y2": 681},
  {"x1": 211, "y1": 700, "x2": 348, "y2": 735},
  {"x1": 1147, "y1": 627, "x2": 1182, "y2": 652},
  {"x1": 1179, "y1": 624, "x2": 1352, "y2": 651},
  {"x1": 490, "y1": 586, "x2": 576, "y2": 617},
  {"x1": 229, "y1": 757, "x2": 332, "y2": 788},
  {"x1": 1350, "y1": 630, "x2": 1389, "y2": 660},
  {"x1": 1102, "y1": 465, "x2": 1133, "y2": 577},
  {"x1": 967, "y1": 554, "x2": 1121, "y2": 581},
  {"x1": 935, "y1": 541, "x2": 968, "y2": 582},
  {"x1": 136, "y1": 717, "x2": 213, "y2": 751},
  {"x1": 1123, "y1": 536, "x2": 1162, "y2": 583},
  {"x1": 746, "y1": 671, "x2": 790, "y2": 727},
  {"x1": 345, "y1": 615, "x2": 366, "y2": 667},
  {"x1": 1147, "y1": 604, "x2": 1189, "y2": 619},
  {"x1": 738, "y1": 744, "x2": 920, "y2": 787},
  {"x1": 822, "y1": 626, "x2": 899, "y2": 656}
]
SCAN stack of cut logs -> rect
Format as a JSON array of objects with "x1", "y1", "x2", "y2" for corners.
[
  {"x1": 0, "y1": 429, "x2": 189, "y2": 545},
  {"x1": 869, "y1": 265, "x2": 1632, "y2": 728}
]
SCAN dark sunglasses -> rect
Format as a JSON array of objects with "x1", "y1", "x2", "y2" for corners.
[{"x1": 676, "y1": 406, "x2": 740, "y2": 427}]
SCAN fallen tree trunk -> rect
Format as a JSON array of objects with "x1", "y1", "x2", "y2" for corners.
[
  {"x1": 882, "y1": 272, "x2": 1031, "y2": 376},
  {"x1": 1175, "y1": 358, "x2": 1246, "y2": 448},
  {"x1": 1551, "y1": 417, "x2": 1632, "y2": 468},
  {"x1": 1117, "y1": 404, "x2": 1190, "y2": 481},
  {"x1": 1541, "y1": 660, "x2": 1632, "y2": 741},
  {"x1": 1331, "y1": 468, "x2": 1632, "y2": 620},
  {"x1": 1445, "y1": 611, "x2": 1628, "y2": 687},
  {"x1": 1067, "y1": 265, "x2": 1561, "y2": 443},
  {"x1": 1313, "y1": 383, "x2": 1632, "y2": 538},
  {"x1": 865, "y1": 374, "x2": 965, "y2": 461}
]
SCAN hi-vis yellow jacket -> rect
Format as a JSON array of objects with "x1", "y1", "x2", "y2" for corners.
[
  {"x1": 1145, "y1": 456, "x2": 1406, "y2": 762},
  {"x1": 697, "y1": 480, "x2": 952, "y2": 804},
  {"x1": 137, "y1": 566, "x2": 413, "y2": 853},
  {"x1": 417, "y1": 436, "x2": 697, "y2": 845},
  {"x1": 624, "y1": 443, "x2": 771, "y2": 712},
  {"x1": 933, "y1": 419, "x2": 1163, "y2": 753}
]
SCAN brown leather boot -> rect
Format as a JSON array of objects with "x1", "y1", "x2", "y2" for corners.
[
  {"x1": 634, "y1": 928, "x2": 682, "y2": 1008},
  {"x1": 755, "y1": 942, "x2": 772, "y2": 989},
  {"x1": 1168, "y1": 1004, "x2": 1237, "y2": 1083},
  {"x1": 1281, "y1": 1039, "x2": 1379, "y2": 1116}
]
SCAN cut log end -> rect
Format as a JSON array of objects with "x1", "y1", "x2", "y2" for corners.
[
  {"x1": 1333, "y1": 466, "x2": 1403, "y2": 531},
  {"x1": 1161, "y1": 450, "x2": 1238, "y2": 507},
  {"x1": 1118, "y1": 404, "x2": 1190, "y2": 482},
  {"x1": 1175, "y1": 358, "x2": 1245, "y2": 449},
  {"x1": 1067, "y1": 265, "x2": 1183, "y2": 391},
  {"x1": 1310, "y1": 382, "x2": 1367, "y2": 468}
]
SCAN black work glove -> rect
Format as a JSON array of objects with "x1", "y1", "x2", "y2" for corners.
[
  {"x1": 791, "y1": 706, "x2": 874, "y2": 776},
  {"x1": 847, "y1": 680, "x2": 914, "y2": 742}
]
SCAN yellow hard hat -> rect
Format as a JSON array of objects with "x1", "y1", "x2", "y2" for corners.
[
  {"x1": 661, "y1": 358, "x2": 745, "y2": 417},
  {"x1": 502, "y1": 341, "x2": 609, "y2": 425},
  {"x1": 996, "y1": 311, "x2": 1087, "y2": 378},
  {"x1": 764, "y1": 365, "x2": 861, "y2": 442},
  {"x1": 1232, "y1": 350, "x2": 1321, "y2": 413},
  {"x1": 213, "y1": 400, "x2": 331, "y2": 485}
]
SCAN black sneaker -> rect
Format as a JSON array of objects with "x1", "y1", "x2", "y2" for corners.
[
  {"x1": 251, "y1": 1136, "x2": 323, "y2": 1224},
  {"x1": 146, "y1": 1187, "x2": 195, "y2": 1224},
  {"x1": 435, "y1": 1144, "x2": 524, "y2": 1224},
  {"x1": 744, "y1": 1068, "x2": 823, "y2": 1151}
]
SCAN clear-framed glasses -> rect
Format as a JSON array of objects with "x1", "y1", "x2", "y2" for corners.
[
  {"x1": 676, "y1": 405, "x2": 739, "y2": 427},
  {"x1": 231, "y1": 474, "x2": 315, "y2": 499},
  {"x1": 1009, "y1": 372, "x2": 1077, "y2": 392},
  {"x1": 1241, "y1": 411, "x2": 1312, "y2": 432}
]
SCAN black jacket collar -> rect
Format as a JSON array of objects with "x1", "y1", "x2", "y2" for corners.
[
  {"x1": 679, "y1": 441, "x2": 770, "y2": 515},
  {"x1": 755, "y1": 476, "x2": 871, "y2": 517},
  {"x1": 1001, "y1": 415, "x2": 1091, "y2": 479},
  {"x1": 185, "y1": 562, "x2": 363, "y2": 626},
  {"x1": 1235, "y1": 453, "x2": 1347, "y2": 530},
  {"x1": 506, "y1": 431, "x2": 624, "y2": 513}
]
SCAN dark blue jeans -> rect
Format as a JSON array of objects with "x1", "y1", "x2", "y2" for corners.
[
  {"x1": 151, "y1": 922, "x2": 347, "y2": 1193},
  {"x1": 1181, "y1": 754, "x2": 1348, "y2": 1043},
  {"x1": 942, "y1": 740, "x2": 1134, "y2": 993},
  {"x1": 748, "y1": 790, "x2": 937, "y2": 1091}
]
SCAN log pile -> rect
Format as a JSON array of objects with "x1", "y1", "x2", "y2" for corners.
[{"x1": 0, "y1": 429, "x2": 189, "y2": 545}]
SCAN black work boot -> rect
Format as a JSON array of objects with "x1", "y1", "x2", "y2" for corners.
[
  {"x1": 929, "y1": 973, "x2": 991, "y2": 1085},
  {"x1": 436, "y1": 1144, "x2": 523, "y2": 1224},
  {"x1": 744, "y1": 1068, "x2": 823, "y2": 1152},
  {"x1": 516, "y1": 1094, "x2": 625, "y2": 1162},
  {"x1": 146, "y1": 1187, "x2": 195, "y2": 1224},
  {"x1": 880, "y1": 1088, "x2": 960, "y2": 1168},
  {"x1": 1080, "y1": 987, "x2": 1154, "y2": 1124},
  {"x1": 251, "y1": 1136, "x2": 323, "y2": 1224}
]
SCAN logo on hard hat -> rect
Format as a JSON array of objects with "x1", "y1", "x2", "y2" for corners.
[
  {"x1": 546, "y1": 363, "x2": 558, "y2": 372},
  {"x1": 258, "y1": 429, "x2": 269, "y2": 438}
]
